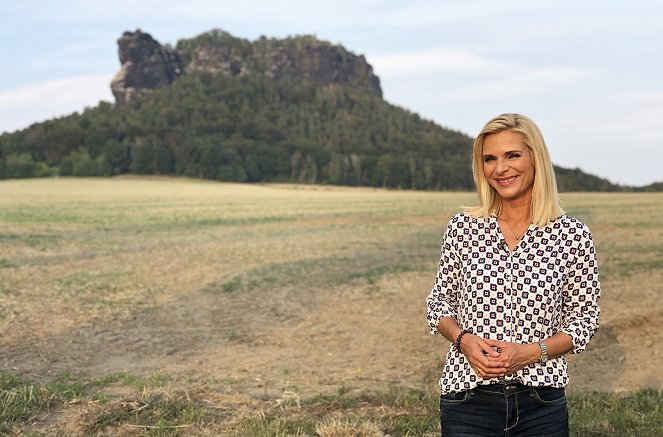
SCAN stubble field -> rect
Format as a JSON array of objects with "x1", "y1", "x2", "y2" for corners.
[{"x1": 1, "y1": 177, "x2": 662, "y2": 436}]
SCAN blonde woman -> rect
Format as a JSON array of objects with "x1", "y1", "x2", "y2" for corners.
[{"x1": 426, "y1": 114, "x2": 600, "y2": 436}]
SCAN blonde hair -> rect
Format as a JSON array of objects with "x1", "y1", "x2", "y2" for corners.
[{"x1": 465, "y1": 113, "x2": 564, "y2": 227}]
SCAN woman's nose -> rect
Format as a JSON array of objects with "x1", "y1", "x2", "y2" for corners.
[{"x1": 496, "y1": 159, "x2": 509, "y2": 174}]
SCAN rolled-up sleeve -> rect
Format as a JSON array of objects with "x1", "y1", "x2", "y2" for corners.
[
  {"x1": 426, "y1": 219, "x2": 461, "y2": 335},
  {"x1": 560, "y1": 225, "x2": 601, "y2": 353}
]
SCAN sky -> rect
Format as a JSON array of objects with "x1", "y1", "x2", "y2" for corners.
[{"x1": 1, "y1": 0, "x2": 662, "y2": 186}]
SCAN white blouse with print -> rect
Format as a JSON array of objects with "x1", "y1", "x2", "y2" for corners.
[{"x1": 426, "y1": 212, "x2": 600, "y2": 394}]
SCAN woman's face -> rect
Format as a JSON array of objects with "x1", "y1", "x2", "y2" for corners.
[{"x1": 482, "y1": 129, "x2": 535, "y2": 203}]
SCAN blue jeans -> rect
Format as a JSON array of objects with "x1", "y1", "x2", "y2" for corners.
[{"x1": 440, "y1": 381, "x2": 569, "y2": 437}]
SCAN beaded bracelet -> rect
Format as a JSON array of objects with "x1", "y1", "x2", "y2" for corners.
[{"x1": 455, "y1": 328, "x2": 472, "y2": 351}]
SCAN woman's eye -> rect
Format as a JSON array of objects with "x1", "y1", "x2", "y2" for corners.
[
  {"x1": 483, "y1": 156, "x2": 495, "y2": 163},
  {"x1": 508, "y1": 153, "x2": 521, "y2": 159}
]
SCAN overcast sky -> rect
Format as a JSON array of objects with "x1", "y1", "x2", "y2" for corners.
[{"x1": 1, "y1": 0, "x2": 661, "y2": 186}]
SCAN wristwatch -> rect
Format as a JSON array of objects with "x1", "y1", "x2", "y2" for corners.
[{"x1": 538, "y1": 341, "x2": 549, "y2": 364}]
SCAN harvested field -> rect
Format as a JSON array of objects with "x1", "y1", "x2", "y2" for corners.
[{"x1": 1, "y1": 177, "x2": 662, "y2": 435}]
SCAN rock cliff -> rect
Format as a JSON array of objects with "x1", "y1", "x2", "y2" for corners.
[
  {"x1": 111, "y1": 29, "x2": 381, "y2": 106},
  {"x1": 111, "y1": 30, "x2": 184, "y2": 106}
]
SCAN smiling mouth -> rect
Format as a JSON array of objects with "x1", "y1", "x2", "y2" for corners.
[{"x1": 496, "y1": 176, "x2": 518, "y2": 186}]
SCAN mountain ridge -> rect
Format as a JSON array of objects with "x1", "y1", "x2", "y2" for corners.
[
  {"x1": 111, "y1": 29, "x2": 381, "y2": 107},
  {"x1": 0, "y1": 29, "x2": 648, "y2": 191}
]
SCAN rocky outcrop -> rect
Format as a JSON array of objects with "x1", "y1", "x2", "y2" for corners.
[
  {"x1": 111, "y1": 30, "x2": 184, "y2": 106},
  {"x1": 256, "y1": 40, "x2": 382, "y2": 96},
  {"x1": 111, "y1": 29, "x2": 382, "y2": 105},
  {"x1": 178, "y1": 30, "x2": 382, "y2": 96},
  {"x1": 182, "y1": 30, "x2": 382, "y2": 96}
]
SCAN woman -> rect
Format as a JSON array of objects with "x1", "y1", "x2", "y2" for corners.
[{"x1": 426, "y1": 113, "x2": 600, "y2": 436}]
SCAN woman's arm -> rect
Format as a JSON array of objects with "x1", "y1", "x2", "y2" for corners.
[
  {"x1": 559, "y1": 224, "x2": 601, "y2": 353},
  {"x1": 426, "y1": 220, "x2": 460, "y2": 335}
]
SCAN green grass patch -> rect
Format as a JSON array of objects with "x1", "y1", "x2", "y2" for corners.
[
  {"x1": 45, "y1": 372, "x2": 93, "y2": 402},
  {"x1": 236, "y1": 387, "x2": 439, "y2": 436},
  {"x1": 1, "y1": 370, "x2": 182, "y2": 435},
  {"x1": 222, "y1": 276, "x2": 243, "y2": 293},
  {"x1": 386, "y1": 415, "x2": 436, "y2": 436},
  {"x1": 98, "y1": 371, "x2": 172, "y2": 392},
  {"x1": 0, "y1": 232, "x2": 60, "y2": 249},
  {"x1": 570, "y1": 389, "x2": 663, "y2": 436},
  {"x1": 238, "y1": 415, "x2": 317, "y2": 437},
  {"x1": 86, "y1": 392, "x2": 210, "y2": 436},
  {"x1": 601, "y1": 255, "x2": 663, "y2": 278},
  {"x1": 205, "y1": 253, "x2": 430, "y2": 297},
  {"x1": 237, "y1": 387, "x2": 663, "y2": 436},
  {"x1": 0, "y1": 373, "x2": 48, "y2": 435},
  {"x1": 2, "y1": 370, "x2": 663, "y2": 436},
  {"x1": 562, "y1": 207, "x2": 593, "y2": 224},
  {"x1": 0, "y1": 258, "x2": 16, "y2": 268},
  {"x1": 53, "y1": 270, "x2": 133, "y2": 295}
]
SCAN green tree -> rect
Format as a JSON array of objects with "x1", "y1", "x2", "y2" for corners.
[{"x1": 5, "y1": 153, "x2": 37, "y2": 178}]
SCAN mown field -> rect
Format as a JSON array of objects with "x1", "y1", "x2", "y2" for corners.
[{"x1": 1, "y1": 177, "x2": 662, "y2": 436}]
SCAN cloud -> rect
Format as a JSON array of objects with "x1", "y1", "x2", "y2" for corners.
[
  {"x1": 371, "y1": 47, "x2": 600, "y2": 104},
  {"x1": 0, "y1": 75, "x2": 113, "y2": 134},
  {"x1": 541, "y1": 89, "x2": 663, "y2": 185},
  {"x1": 548, "y1": 90, "x2": 663, "y2": 140},
  {"x1": 370, "y1": 48, "x2": 511, "y2": 77},
  {"x1": 452, "y1": 66, "x2": 597, "y2": 99},
  {"x1": 27, "y1": 41, "x2": 111, "y2": 71}
]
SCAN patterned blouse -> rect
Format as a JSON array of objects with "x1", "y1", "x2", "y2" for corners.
[{"x1": 426, "y1": 212, "x2": 600, "y2": 394}]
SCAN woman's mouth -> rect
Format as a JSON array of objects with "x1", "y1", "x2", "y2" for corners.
[{"x1": 496, "y1": 176, "x2": 518, "y2": 186}]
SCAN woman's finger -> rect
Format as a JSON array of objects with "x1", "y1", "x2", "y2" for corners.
[{"x1": 476, "y1": 338, "x2": 501, "y2": 357}]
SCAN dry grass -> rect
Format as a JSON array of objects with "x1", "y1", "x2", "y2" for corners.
[
  {"x1": 0, "y1": 177, "x2": 662, "y2": 435},
  {"x1": 316, "y1": 417, "x2": 384, "y2": 437}
]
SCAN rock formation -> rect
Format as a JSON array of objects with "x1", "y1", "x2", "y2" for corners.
[
  {"x1": 111, "y1": 30, "x2": 184, "y2": 106},
  {"x1": 182, "y1": 30, "x2": 382, "y2": 97},
  {"x1": 258, "y1": 39, "x2": 382, "y2": 96},
  {"x1": 111, "y1": 29, "x2": 382, "y2": 106}
]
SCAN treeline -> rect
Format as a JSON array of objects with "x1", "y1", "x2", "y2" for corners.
[
  {"x1": 0, "y1": 70, "x2": 636, "y2": 191},
  {"x1": 0, "y1": 73, "x2": 475, "y2": 189}
]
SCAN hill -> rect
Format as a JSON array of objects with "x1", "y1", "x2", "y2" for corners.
[{"x1": 0, "y1": 29, "x2": 630, "y2": 191}]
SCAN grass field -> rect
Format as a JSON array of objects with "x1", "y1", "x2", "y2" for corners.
[{"x1": 1, "y1": 177, "x2": 662, "y2": 436}]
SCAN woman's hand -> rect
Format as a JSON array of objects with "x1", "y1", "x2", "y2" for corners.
[
  {"x1": 483, "y1": 339, "x2": 540, "y2": 376},
  {"x1": 459, "y1": 334, "x2": 507, "y2": 379}
]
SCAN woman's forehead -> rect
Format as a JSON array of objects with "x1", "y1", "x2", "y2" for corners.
[{"x1": 482, "y1": 130, "x2": 527, "y2": 153}]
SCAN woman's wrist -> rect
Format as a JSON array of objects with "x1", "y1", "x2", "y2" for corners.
[
  {"x1": 455, "y1": 329, "x2": 472, "y2": 352},
  {"x1": 438, "y1": 317, "x2": 462, "y2": 346},
  {"x1": 529, "y1": 342, "x2": 543, "y2": 364}
]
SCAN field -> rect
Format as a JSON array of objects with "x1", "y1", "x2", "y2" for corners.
[{"x1": 1, "y1": 177, "x2": 662, "y2": 436}]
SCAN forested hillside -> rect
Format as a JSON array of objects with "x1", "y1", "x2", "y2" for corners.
[
  {"x1": 0, "y1": 72, "x2": 475, "y2": 189},
  {"x1": 0, "y1": 30, "x2": 629, "y2": 191}
]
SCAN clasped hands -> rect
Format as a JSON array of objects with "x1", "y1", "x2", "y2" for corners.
[{"x1": 459, "y1": 333, "x2": 539, "y2": 379}]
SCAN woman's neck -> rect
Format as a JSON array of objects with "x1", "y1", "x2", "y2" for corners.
[{"x1": 499, "y1": 195, "x2": 532, "y2": 222}]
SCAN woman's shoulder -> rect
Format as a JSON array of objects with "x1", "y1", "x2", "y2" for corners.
[
  {"x1": 448, "y1": 211, "x2": 471, "y2": 225},
  {"x1": 547, "y1": 214, "x2": 593, "y2": 237},
  {"x1": 446, "y1": 211, "x2": 491, "y2": 229}
]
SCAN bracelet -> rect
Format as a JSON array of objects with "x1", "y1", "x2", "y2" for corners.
[{"x1": 455, "y1": 328, "x2": 472, "y2": 351}]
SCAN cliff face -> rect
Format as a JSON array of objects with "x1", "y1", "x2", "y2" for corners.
[
  {"x1": 111, "y1": 30, "x2": 184, "y2": 106},
  {"x1": 181, "y1": 30, "x2": 382, "y2": 96},
  {"x1": 111, "y1": 29, "x2": 382, "y2": 106},
  {"x1": 256, "y1": 40, "x2": 382, "y2": 96}
]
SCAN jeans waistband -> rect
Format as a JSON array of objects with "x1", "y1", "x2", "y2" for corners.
[{"x1": 473, "y1": 381, "x2": 531, "y2": 395}]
